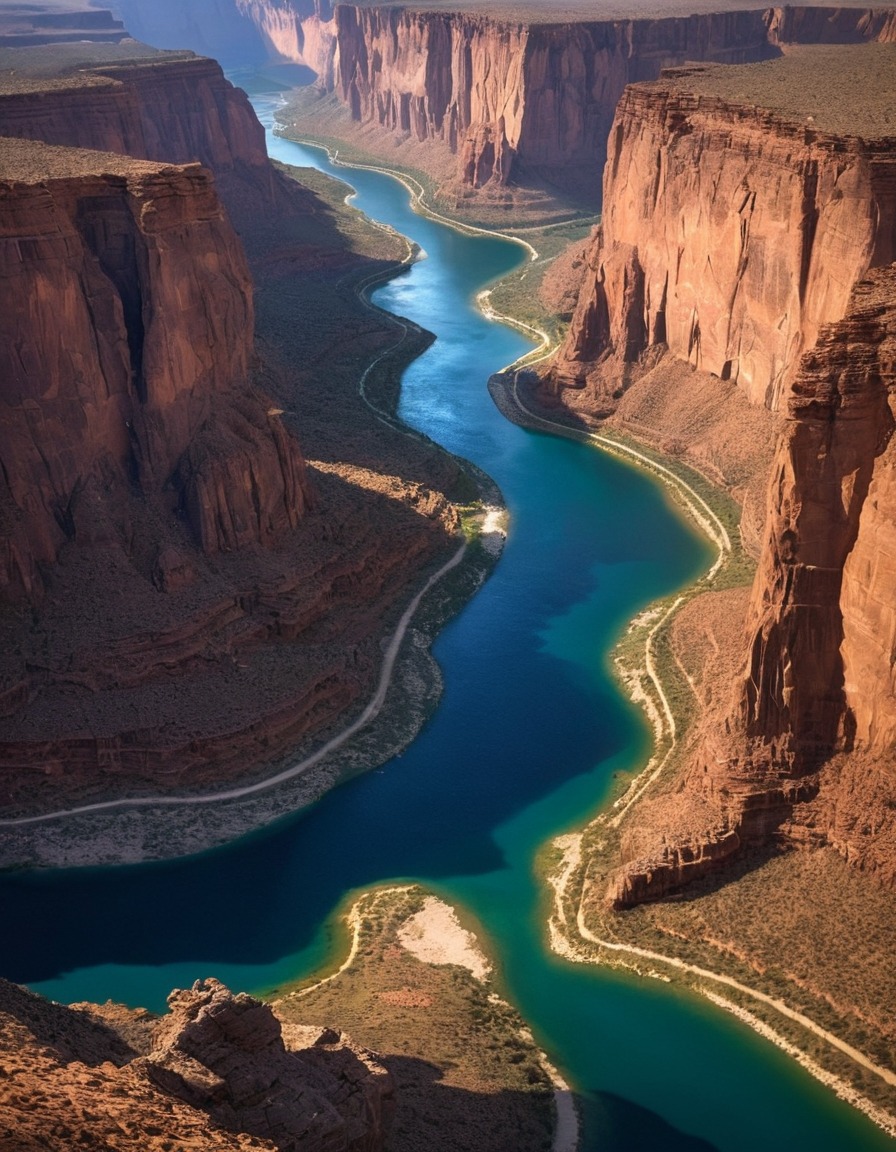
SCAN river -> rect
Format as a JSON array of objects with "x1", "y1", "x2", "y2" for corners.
[{"x1": 0, "y1": 75, "x2": 892, "y2": 1152}]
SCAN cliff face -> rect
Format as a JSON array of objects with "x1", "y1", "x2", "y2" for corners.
[
  {"x1": 0, "y1": 976, "x2": 393, "y2": 1152},
  {"x1": 548, "y1": 69, "x2": 896, "y2": 412},
  {"x1": 0, "y1": 138, "x2": 310, "y2": 603},
  {"x1": 314, "y1": 4, "x2": 896, "y2": 205},
  {"x1": 0, "y1": 47, "x2": 294, "y2": 220},
  {"x1": 108, "y1": 0, "x2": 335, "y2": 76},
  {"x1": 237, "y1": 0, "x2": 336, "y2": 81},
  {"x1": 610, "y1": 268, "x2": 896, "y2": 906},
  {"x1": 578, "y1": 47, "x2": 896, "y2": 905},
  {"x1": 332, "y1": 7, "x2": 782, "y2": 199}
]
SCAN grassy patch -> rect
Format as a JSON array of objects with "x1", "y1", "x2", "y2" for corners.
[{"x1": 267, "y1": 886, "x2": 556, "y2": 1152}]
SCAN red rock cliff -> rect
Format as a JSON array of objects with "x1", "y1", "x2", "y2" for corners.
[
  {"x1": 0, "y1": 45, "x2": 294, "y2": 219},
  {"x1": 323, "y1": 4, "x2": 896, "y2": 203},
  {"x1": 332, "y1": 6, "x2": 782, "y2": 199},
  {"x1": 609, "y1": 267, "x2": 896, "y2": 906},
  {"x1": 0, "y1": 137, "x2": 309, "y2": 602},
  {"x1": 548, "y1": 51, "x2": 896, "y2": 413},
  {"x1": 591, "y1": 48, "x2": 896, "y2": 905}
]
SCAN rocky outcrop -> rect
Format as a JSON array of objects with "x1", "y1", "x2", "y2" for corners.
[
  {"x1": 609, "y1": 264, "x2": 896, "y2": 906},
  {"x1": 546, "y1": 49, "x2": 896, "y2": 413},
  {"x1": 581, "y1": 47, "x2": 896, "y2": 905},
  {"x1": 0, "y1": 976, "x2": 393, "y2": 1152},
  {"x1": 0, "y1": 43, "x2": 296, "y2": 220},
  {"x1": 0, "y1": 137, "x2": 309, "y2": 602},
  {"x1": 147, "y1": 979, "x2": 394, "y2": 1151}
]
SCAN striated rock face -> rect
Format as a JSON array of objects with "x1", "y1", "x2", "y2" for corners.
[
  {"x1": 237, "y1": 0, "x2": 336, "y2": 82},
  {"x1": 0, "y1": 43, "x2": 295, "y2": 220},
  {"x1": 584, "y1": 47, "x2": 896, "y2": 906},
  {"x1": 0, "y1": 137, "x2": 309, "y2": 602},
  {"x1": 547, "y1": 50, "x2": 896, "y2": 412},
  {"x1": 609, "y1": 264, "x2": 896, "y2": 906},
  {"x1": 0, "y1": 976, "x2": 393, "y2": 1152},
  {"x1": 110, "y1": 0, "x2": 335, "y2": 73},
  {"x1": 331, "y1": 6, "x2": 781, "y2": 200}
]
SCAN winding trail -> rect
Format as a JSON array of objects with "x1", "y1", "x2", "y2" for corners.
[{"x1": 0, "y1": 542, "x2": 467, "y2": 828}]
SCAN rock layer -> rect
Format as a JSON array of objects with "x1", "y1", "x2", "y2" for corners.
[
  {"x1": 331, "y1": 6, "x2": 782, "y2": 202},
  {"x1": 547, "y1": 50, "x2": 896, "y2": 413},
  {"x1": 564, "y1": 48, "x2": 896, "y2": 905},
  {"x1": 610, "y1": 264, "x2": 896, "y2": 906},
  {"x1": 0, "y1": 42, "x2": 296, "y2": 221},
  {"x1": 0, "y1": 137, "x2": 309, "y2": 602}
]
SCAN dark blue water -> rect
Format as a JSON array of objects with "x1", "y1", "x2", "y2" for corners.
[{"x1": 0, "y1": 85, "x2": 892, "y2": 1152}]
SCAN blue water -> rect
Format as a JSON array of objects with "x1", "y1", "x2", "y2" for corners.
[{"x1": 0, "y1": 86, "x2": 892, "y2": 1152}]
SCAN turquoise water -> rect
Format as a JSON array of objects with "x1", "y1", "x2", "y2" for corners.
[{"x1": 0, "y1": 88, "x2": 893, "y2": 1151}]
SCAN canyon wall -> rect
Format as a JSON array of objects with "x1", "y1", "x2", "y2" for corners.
[
  {"x1": 107, "y1": 0, "x2": 335, "y2": 76},
  {"x1": 0, "y1": 137, "x2": 309, "y2": 603},
  {"x1": 318, "y1": 4, "x2": 896, "y2": 204},
  {"x1": 331, "y1": 6, "x2": 782, "y2": 199},
  {"x1": 573, "y1": 47, "x2": 896, "y2": 904},
  {"x1": 93, "y1": 2, "x2": 896, "y2": 210},
  {"x1": 547, "y1": 60, "x2": 896, "y2": 413},
  {"x1": 0, "y1": 45, "x2": 296, "y2": 220},
  {"x1": 611, "y1": 264, "x2": 896, "y2": 905},
  {"x1": 0, "y1": 34, "x2": 460, "y2": 815}
]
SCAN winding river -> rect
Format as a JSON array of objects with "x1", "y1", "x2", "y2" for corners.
[{"x1": 1, "y1": 77, "x2": 893, "y2": 1152}]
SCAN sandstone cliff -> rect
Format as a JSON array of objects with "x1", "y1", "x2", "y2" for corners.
[
  {"x1": 0, "y1": 136, "x2": 309, "y2": 603},
  {"x1": 329, "y1": 5, "x2": 783, "y2": 206},
  {"x1": 109, "y1": 0, "x2": 335, "y2": 75},
  {"x1": 591, "y1": 48, "x2": 896, "y2": 906},
  {"x1": 0, "y1": 41, "x2": 297, "y2": 221},
  {"x1": 0, "y1": 976, "x2": 393, "y2": 1151},
  {"x1": 275, "y1": 3, "x2": 896, "y2": 213},
  {"x1": 546, "y1": 46, "x2": 896, "y2": 415},
  {"x1": 610, "y1": 263, "x2": 896, "y2": 905},
  {"x1": 0, "y1": 36, "x2": 461, "y2": 822}
]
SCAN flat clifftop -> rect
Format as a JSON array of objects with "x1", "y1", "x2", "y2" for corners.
[
  {"x1": 661, "y1": 42, "x2": 896, "y2": 137},
  {"x1": 0, "y1": 40, "x2": 197, "y2": 93},
  {"x1": 348, "y1": 0, "x2": 882, "y2": 22},
  {"x1": 0, "y1": 134, "x2": 189, "y2": 180}
]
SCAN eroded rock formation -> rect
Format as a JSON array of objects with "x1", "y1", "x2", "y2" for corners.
[
  {"x1": 546, "y1": 47, "x2": 896, "y2": 413},
  {"x1": 0, "y1": 136, "x2": 307, "y2": 600},
  {"x1": 330, "y1": 6, "x2": 783, "y2": 203},
  {"x1": 269, "y1": 3, "x2": 896, "y2": 211},
  {"x1": 0, "y1": 32, "x2": 459, "y2": 822},
  {"x1": 589, "y1": 47, "x2": 896, "y2": 906},
  {"x1": 0, "y1": 976, "x2": 393, "y2": 1152},
  {"x1": 610, "y1": 264, "x2": 896, "y2": 906}
]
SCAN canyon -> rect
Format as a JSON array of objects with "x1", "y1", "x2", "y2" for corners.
[
  {"x1": 257, "y1": 0, "x2": 894, "y2": 219},
  {"x1": 3, "y1": 0, "x2": 896, "y2": 1145},
  {"x1": 0, "y1": 29, "x2": 460, "y2": 815}
]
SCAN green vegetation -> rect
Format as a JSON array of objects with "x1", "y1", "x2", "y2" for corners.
[
  {"x1": 486, "y1": 219, "x2": 597, "y2": 354},
  {"x1": 267, "y1": 886, "x2": 556, "y2": 1152}
]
